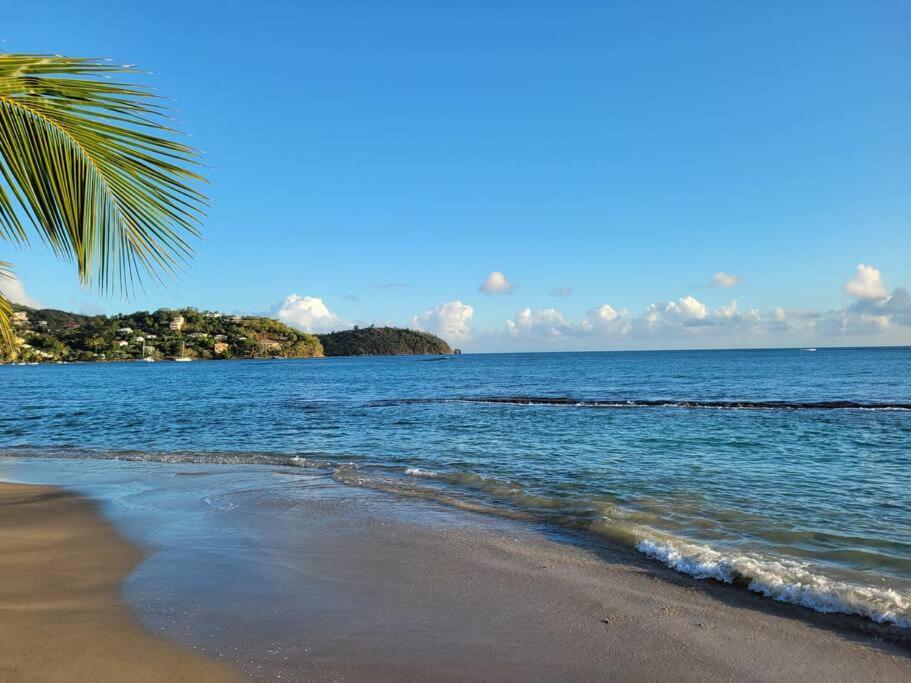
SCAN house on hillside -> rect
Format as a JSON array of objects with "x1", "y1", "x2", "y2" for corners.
[
  {"x1": 169, "y1": 315, "x2": 185, "y2": 331},
  {"x1": 214, "y1": 342, "x2": 229, "y2": 354},
  {"x1": 12, "y1": 311, "x2": 28, "y2": 326}
]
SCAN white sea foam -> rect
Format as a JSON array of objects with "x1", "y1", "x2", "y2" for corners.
[
  {"x1": 636, "y1": 536, "x2": 911, "y2": 628},
  {"x1": 405, "y1": 467, "x2": 440, "y2": 478}
]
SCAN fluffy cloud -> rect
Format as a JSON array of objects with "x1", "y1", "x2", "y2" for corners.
[
  {"x1": 411, "y1": 300, "x2": 474, "y2": 341},
  {"x1": 844, "y1": 264, "x2": 887, "y2": 300},
  {"x1": 480, "y1": 266, "x2": 911, "y2": 350},
  {"x1": 714, "y1": 300, "x2": 738, "y2": 319},
  {"x1": 479, "y1": 271, "x2": 514, "y2": 295},
  {"x1": 843, "y1": 287, "x2": 911, "y2": 328},
  {"x1": 505, "y1": 304, "x2": 631, "y2": 342},
  {"x1": 498, "y1": 273, "x2": 911, "y2": 348},
  {"x1": 643, "y1": 296, "x2": 708, "y2": 326},
  {"x1": 711, "y1": 272, "x2": 741, "y2": 288},
  {"x1": 275, "y1": 294, "x2": 347, "y2": 333},
  {"x1": 588, "y1": 303, "x2": 619, "y2": 323},
  {"x1": 0, "y1": 275, "x2": 42, "y2": 308},
  {"x1": 582, "y1": 304, "x2": 631, "y2": 336},
  {"x1": 506, "y1": 307, "x2": 573, "y2": 338},
  {"x1": 549, "y1": 286, "x2": 573, "y2": 298}
]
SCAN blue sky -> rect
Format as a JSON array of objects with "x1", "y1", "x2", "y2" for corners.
[{"x1": 3, "y1": 1, "x2": 910, "y2": 350}]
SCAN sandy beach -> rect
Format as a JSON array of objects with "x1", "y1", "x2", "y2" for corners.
[
  {"x1": 0, "y1": 482, "x2": 237, "y2": 682},
  {"x1": 2, "y1": 463, "x2": 909, "y2": 682}
]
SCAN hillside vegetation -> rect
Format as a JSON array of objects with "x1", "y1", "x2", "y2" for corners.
[
  {"x1": 6, "y1": 306, "x2": 322, "y2": 362},
  {"x1": 318, "y1": 326, "x2": 452, "y2": 356},
  {"x1": 5, "y1": 307, "x2": 452, "y2": 362}
]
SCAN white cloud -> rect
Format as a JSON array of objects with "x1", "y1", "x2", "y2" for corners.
[
  {"x1": 844, "y1": 264, "x2": 887, "y2": 300},
  {"x1": 506, "y1": 307, "x2": 572, "y2": 338},
  {"x1": 275, "y1": 294, "x2": 347, "y2": 333},
  {"x1": 677, "y1": 295, "x2": 708, "y2": 319},
  {"x1": 845, "y1": 287, "x2": 911, "y2": 327},
  {"x1": 549, "y1": 286, "x2": 573, "y2": 298},
  {"x1": 711, "y1": 272, "x2": 741, "y2": 288},
  {"x1": 411, "y1": 300, "x2": 474, "y2": 341},
  {"x1": 484, "y1": 277, "x2": 911, "y2": 350},
  {"x1": 588, "y1": 303, "x2": 619, "y2": 323},
  {"x1": 581, "y1": 304, "x2": 631, "y2": 336},
  {"x1": 506, "y1": 304, "x2": 631, "y2": 342},
  {"x1": 479, "y1": 271, "x2": 514, "y2": 295},
  {"x1": 474, "y1": 261, "x2": 911, "y2": 349},
  {"x1": 714, "y1": 300, "x2": 738, "y2": 319},
  {"x1": 0, "y1": 275, "x2": 42, "y2": 308},
  {"x1": 644, "y1": 296, "x2": 707, "y2": 326}
]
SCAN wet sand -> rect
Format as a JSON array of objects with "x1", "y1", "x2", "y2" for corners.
[
  {"x1": 2, "y1": 470, "x2": 910, "y2": 681},
  {"x1": 0, "y1": 482, "x2": 237, "y2": 682},
  {"x1": 176, "y1": 477, "x2": 911, "y2": 681}
]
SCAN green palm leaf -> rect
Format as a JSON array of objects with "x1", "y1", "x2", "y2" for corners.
[
  {"x1": 0, "y1": 261, "x2": 14, "y2": 350},
  {"x1": 0, "y1": 53, "x2": 207, "y2": 353}
]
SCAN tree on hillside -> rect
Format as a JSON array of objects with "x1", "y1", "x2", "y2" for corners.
[{"x1": 0, "y1": 54, "x2": 207, "y2": 352}]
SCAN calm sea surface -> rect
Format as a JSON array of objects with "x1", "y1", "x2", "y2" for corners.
[{"x1": 2, "y1": 348, "x2": 910, "y2": 626}]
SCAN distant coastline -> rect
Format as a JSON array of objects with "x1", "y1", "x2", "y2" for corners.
[{"x1": 4, "y1": 305, "x2": 452, "y2": 363}]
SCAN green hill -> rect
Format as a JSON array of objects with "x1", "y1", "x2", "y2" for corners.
[
  {"x1": 318, "y1": 326, "x2": 452, "y2": 356},
  {"x1": 4, "y1": 306, "x2": 453, "y2": 362},
  {"x1": 6, "y1": 306, "x2": 322, "y2": 362}
]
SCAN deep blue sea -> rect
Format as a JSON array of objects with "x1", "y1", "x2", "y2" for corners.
[{"x1": 2, "y1": 348, "x2": 910, "y2": 627}]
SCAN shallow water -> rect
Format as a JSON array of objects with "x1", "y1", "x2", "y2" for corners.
[{"x1": 2, "y1": 348, "x2": 910, "y2": 626}]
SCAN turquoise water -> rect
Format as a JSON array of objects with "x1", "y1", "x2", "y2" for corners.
[{"x1": 2, "y1": 348, "x2": 910, "y2": 626}]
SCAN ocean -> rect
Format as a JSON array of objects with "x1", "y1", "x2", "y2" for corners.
[{"x1": 2, "y1": 347, "x2": 910, "y2": 628}]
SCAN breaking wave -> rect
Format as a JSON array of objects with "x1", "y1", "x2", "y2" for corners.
[{"x1": 636, "y1": 537, "x2": 911, "y2": 628}]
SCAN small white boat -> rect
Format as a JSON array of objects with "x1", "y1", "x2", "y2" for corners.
[
  {"x1": 141, "y1": 357, "x2": 155, "y2": 362},
  {"x1": 173, "y1": 341, "x2": 192, "y2": 362}
]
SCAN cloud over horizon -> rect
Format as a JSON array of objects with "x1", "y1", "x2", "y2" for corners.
[
  {"x1": 274, "y1": 294, "x2": 348, "y2": 333},
  {"x1": 411, "y1": 300, "x2": 474, "y2": 341},
  {"x1": 491, "y1": 265, "x2": 911, "y2": 350}
]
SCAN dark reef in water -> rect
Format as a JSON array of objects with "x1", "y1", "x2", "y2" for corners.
[{"x1": 373, "y1": 396, "x2": 911, "y2": 411}]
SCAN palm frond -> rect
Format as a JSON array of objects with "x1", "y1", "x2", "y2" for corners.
[
  {"x1": 0, "y1": 261, "x2": 15, "y2": 351},
  {"x1": 0, "y1": 54, "x2": 207, "y2": 295}
]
